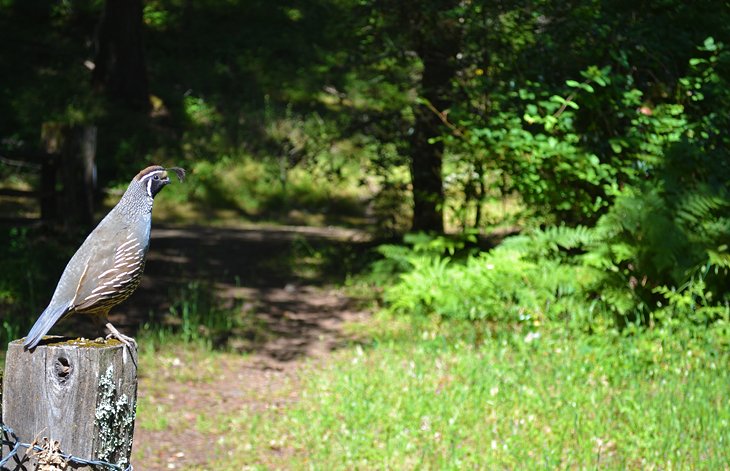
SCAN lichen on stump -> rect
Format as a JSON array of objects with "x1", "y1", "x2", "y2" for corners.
[{"x1": 95, "y1": 364, "x2": 136, "y2": 468}]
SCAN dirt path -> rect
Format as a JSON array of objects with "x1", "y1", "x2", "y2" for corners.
[{"x1": 127, "y1": 224, "x2": 373, "y2": 470}]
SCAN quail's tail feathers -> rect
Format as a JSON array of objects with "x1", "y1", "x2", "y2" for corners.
[{"x1": 23, "y1": 304, "x2": 69, "y2": 350}]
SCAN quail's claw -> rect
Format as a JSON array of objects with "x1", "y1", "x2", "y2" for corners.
[{"x1": 105, "y1": 322, "x2": 137, "y2": 349}]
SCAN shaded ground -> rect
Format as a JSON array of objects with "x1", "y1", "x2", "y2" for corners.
[{"x1": 126, "y1": 224, "x2": 374, "y2": 470}]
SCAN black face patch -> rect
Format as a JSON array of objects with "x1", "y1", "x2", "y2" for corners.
[{"x1": 140, "y1": 170, "x2": 170, "y2": 197}]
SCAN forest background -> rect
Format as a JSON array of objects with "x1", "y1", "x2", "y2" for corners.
[{"x1": 1, "y1": 1, "x2": 729, "y2": 468}]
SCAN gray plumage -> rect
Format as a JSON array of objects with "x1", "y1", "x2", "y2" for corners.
[{"x1": 24, "y1": 165, "x2": 185, "y2": 350}]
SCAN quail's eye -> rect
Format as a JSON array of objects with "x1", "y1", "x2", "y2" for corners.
[{"x1": 153, "y1": 175, "x2": 159, "y2": 180}]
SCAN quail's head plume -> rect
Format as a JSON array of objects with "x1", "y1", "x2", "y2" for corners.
[{"x1": 23, "y1": 165, "x2": 185, "y2": 350}]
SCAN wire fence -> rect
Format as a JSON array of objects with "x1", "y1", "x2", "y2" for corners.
[{"x1": 0, "y1": 423, "x2": 132, "y2": 471}]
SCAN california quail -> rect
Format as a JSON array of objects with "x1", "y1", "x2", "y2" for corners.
[{"x1": 23, "y1": 165, "x2": 185, "y2": 350}]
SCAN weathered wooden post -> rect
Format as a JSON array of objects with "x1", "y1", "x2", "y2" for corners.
[{"x1": 1, "y1": 338, "x2": 137, "y2": 470}]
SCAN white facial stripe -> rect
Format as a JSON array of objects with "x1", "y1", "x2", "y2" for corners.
[
  {"x1": 139, "y1": 169, "x2": 167, "y2": 197},
  {"x1": 138, "y1": 170, "x2": 166, "y2": 183}
]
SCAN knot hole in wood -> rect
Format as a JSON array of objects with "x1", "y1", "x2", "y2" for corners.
[{"x1": 54, "y1": 356, "x2": 72, "y2": 383}]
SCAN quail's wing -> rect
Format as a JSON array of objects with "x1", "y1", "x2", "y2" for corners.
[{"x1": 72, "y1": 221, "x2": 146, "y2": 311}]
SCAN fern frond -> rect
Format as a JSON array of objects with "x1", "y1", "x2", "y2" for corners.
[
  {"x1": 675, "y1": 195, "x2": 727, "y2": 230},
  {"x1": 707, "y1": 250, "x2": 730, "y2": 269}
]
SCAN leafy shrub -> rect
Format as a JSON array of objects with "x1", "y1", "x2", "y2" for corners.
[
  {"x1": 380, "y1": 228, "x2": 598, "y2": 329},
  {"x1": 379, "y1": 203, "x2": 730, "y2": 333}
]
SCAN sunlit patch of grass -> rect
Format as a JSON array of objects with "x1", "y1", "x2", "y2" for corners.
[
  {"x1": 144, "y1": 155, "x2": 373, "y2": 227},
  {"x1": 208, "y1": 322, "x2": 730, "y2": 469},
  {"x1": 138, "y1": 342, "x2": 225, "y2": 384},
  {"x1": 444, "y1": 193, "x2": 527, "y2": 234},
  {"x1": 136, "y1": 399, "x2": 170, "y2": 432}
]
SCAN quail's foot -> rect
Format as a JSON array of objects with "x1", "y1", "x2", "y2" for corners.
[{"x1": 105, "y1": 322, "x2": 137, "y2": 349}]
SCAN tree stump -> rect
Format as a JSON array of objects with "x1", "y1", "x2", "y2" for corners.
[{"x1": 1, "y1": 338, "x2": 137, "y2": 470}]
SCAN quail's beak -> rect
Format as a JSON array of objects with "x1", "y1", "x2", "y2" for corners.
[{"x1": 160, "y1": 171, "x2": 171, "y2": 185}]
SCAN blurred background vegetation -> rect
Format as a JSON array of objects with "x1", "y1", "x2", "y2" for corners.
[
  {"x1": 2, "y1": 0, "x2": 729, "y2": 339},
  {"x1": 1, "y1": 0, "x2": 729, "y2": 467}
]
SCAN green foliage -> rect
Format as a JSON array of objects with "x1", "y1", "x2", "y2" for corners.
[
  {"x1": 577, "y1": 38, "x2": 730, "y2": 325},
  {"x1": 444, "y1": 1, "x2": 730, "y2": 228},
  {"x1": 585, "y1": 183, "x2": 730, "y2": 325},
  {"x1": 375, "y1": 36, "x2": 730, "y2": 333},
  {"x1": 380, "y1": 155, "x2": 730, "y2": 330},
  {"x1": 369, "y1": 231, "x2": 477, "y2": 284},
  {"x1": 379, "y1": 228, "x2": 598, "y2": 328}
]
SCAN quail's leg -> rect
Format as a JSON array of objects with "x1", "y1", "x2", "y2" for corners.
[{"x1": 105, "y1": 322, "x2": 137, "y2": 348}]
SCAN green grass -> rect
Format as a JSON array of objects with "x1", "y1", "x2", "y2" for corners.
[
  {"x1": 135, "y1": 280, "x2": 262, "y2": 353},
  {"x1": 203, "y1": 318, "x2": 730, "y2": 469}
]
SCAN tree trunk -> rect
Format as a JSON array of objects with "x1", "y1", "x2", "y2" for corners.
[
  {"x1": 408, "y1": 7, "x2": 460, "y2": 234},
  {"x1": 409, "y1": 93, "x2": 446, "y2": 233},
  {"x1": 92, "y1": 0, "x2": 149, "y2": 111},
  {"x1": 42, "y1": 124, "x2": 97, "y2": 230},
  {"x1": 63, "y1": 126, "x2": 97, "y2": 229}
]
